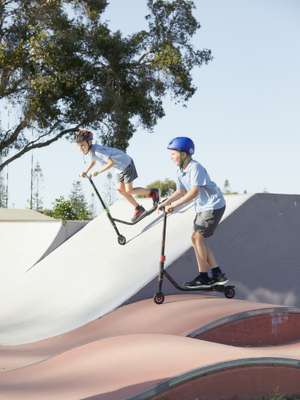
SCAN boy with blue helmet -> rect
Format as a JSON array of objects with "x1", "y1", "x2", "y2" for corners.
[
  {"x1": 159, "y1": 136, "x2": 228, "y2": 288},
  {"x1": 75, "y1": 129, "x2": 159, "y2": 222}
]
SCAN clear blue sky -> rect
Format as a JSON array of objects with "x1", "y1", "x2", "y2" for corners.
[{"x1": 4, "y1": 0, "x2": 300, "y2": 208}]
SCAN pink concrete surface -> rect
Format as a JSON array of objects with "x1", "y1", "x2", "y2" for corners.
[
  {"x1": 0, "y1": 334, "x2": 300, "y2": 400},
  {"x1": 0, "y1": 295, "x2": 293, "y2": 371}
]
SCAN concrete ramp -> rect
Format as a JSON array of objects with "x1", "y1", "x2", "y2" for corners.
[
  {"x1": 128, "y1": 193, "x2": 300, "y2": 309},
  {"x1": 0, "y1": 195, "x2": 249, "y2": 345},
  {"x1": 0, "y1": 209, "x2": 87, "y2": 288}
]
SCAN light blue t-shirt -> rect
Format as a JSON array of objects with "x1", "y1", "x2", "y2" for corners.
[
  {"x1": 90, "y1": 143, "x2": 132, "y2": 172},
  {"x1": 176, "y1": 160, "x2": 225, "y2": 212}
]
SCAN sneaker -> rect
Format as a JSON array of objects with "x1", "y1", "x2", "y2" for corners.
[
  {"x1": 184, "y1": 274, "x2": 213, "y2": 289},
  {"x1": 131, "y1": 205, "x2": 146, "y2": 222},
  {"x1": 211, "y1": 272, "x2": 229, "y2": 286},
  {"x1": 150, "y1": 189, "x2": 160, "y2": 206}
]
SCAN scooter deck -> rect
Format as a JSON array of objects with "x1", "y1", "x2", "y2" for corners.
[
  {"x1": 113, "y1": 204, "x2": 158, "y2": 225},
  {"x1": 183, "y1": 283, "x2": 233, "y2": 291}
]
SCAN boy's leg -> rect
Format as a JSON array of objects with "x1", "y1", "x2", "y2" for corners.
[
  {"x1": 206, "y1": 246, "x2": 218, "y2": 268},
  {"x1": 191, "y1": 231, "x2": 210, "y2": 273},
  {"x1": 124, "y1": 182, "x2": 147, "y2": 222},
  {"x1": 121, "y1": 160, "x2": 159, "y2": 205},
  {"x1": 125, "y1": 184, "x2": 160, "y2": 206},
  {"x1": 117, "y1": 182, "x2": 139, "y2": 208},
  {"x1": 185, "y1": 231, "x2": 213, "y2": 288},
  {"x1": 128, "y1": 186, "x2": 160, "y2": 206},
  {"x1": 129, "y1": 187, "x2": 151, "y2": 197},
  {"x1": 185, "y1": 208, "x2": 227, "y2": 288}
]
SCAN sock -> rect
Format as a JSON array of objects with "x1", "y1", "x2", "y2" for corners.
[
  {"x1": 211, "y1": 266, "x2": 221, "y2": 277},
  {"x1": 199, "y1": 272, "x2": 209, "y2": 281}
]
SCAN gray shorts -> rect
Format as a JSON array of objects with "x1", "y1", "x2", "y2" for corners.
[
  {"x1": 193, "y1": 206, "x2": 225, "y2": 238},
  {"x1": 118, "y1": 160, "x2": 138, "y2": 184}
]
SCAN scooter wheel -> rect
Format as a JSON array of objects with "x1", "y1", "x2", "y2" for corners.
[
  {"x1": 118, "y1": 235, "x2": 126, "y2": 245},
  {"x1": 224, "y1": 286, "x2": 235, "y2": 299},
  {"x1": 154, "y1": 293, "x2": 165, "y2": 304}
]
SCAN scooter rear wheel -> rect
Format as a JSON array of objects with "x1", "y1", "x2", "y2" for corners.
[
  {"x1": 154, "y1": 293, "x2": 165, "y2": 304},
  {"x1": 118, "y1": 235, "x2": 126, "y2": 245},
  {"x1": 224, "y1": 286, "x2": 235, "y2": 299}
]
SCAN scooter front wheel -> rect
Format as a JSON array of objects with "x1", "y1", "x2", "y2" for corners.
[
  {"x1": 154, "y1": 293, "x2": 165, "y2": 304},
  {"x1": 118, "y1": 235, "x2": 126, "y2": 245}
]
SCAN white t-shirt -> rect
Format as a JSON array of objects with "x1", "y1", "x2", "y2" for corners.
[
  {"x1": 177, "y1": 159, "x2": 225, "y2": 212},
  {"x1": 90, "y1": 143, "x2": 132, "y2": 172}
]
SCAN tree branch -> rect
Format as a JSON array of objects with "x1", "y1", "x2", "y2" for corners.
[
  {"x1": 0, "y1": 125, "x2": 80, "y2": 172},
  {"x1": 0, "y1": 119, "x2": 28, "y2": 151}
]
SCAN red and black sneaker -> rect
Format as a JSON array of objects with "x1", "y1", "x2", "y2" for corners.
[
  {"x1": 131, "y1": 205, "x2": 146, "y2": 222},
  {"x1": 150, "y1": 188, "x2": 160, "y2": 206}
]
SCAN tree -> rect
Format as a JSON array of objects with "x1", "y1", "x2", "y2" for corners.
[
  {"x1": 89, "y1": 192, "x2": 96, "y2": 219},
  {"x1": 69, "y1": 180, "x2": 92, "y2": 220},
  {"x1": 223, "y1": 179, "x2": 231, "y2": 194},
  {"x1": 147, "y1": 178, "x2": 176, "y2": 197},
  {"x1": 30, "y1": 159, "x2": 44, "y2": 210},
  {"x1": 0, "y1": 153, "x2": 8, "y2": 207},
  {"x1": 43, "y1": 197, "x2": 77, "y2": 220},
  {"x1": 0, "y1": 0, "x2": 212, "y2": 172},
  {"x1": 0, "y1": 168, "x2": 7, "y2": 207},
  {"x1": 223, "y1": 179, "x2": 238, "y2": 195},
  {"x1": 43, "y1": 180, "x2": 91, "y2": 220}
]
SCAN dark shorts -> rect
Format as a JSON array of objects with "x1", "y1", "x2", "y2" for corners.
[
  {"x1": 193, "y1": 206, "x2": 225, "y2": 238},
  {"x1": 118, "y1": 160, "x2": 138, "y2": 184}
]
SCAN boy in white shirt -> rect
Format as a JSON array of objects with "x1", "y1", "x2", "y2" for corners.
[
  {"x1": 75, "y1": 129, "x2": 159, "y2": 222},
  {"x1": 159, "y1": 136, "x2": 228, "y2": 288}
]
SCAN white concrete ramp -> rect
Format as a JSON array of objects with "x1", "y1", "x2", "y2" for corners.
[
  {"x1": 0, "y1": 211, "x2": 62, "y2": 287},
  {"x1": 0, "y1": 195, "x2": 250, "y2": 345}
]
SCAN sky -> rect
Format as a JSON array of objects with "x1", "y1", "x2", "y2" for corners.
[{"x1": 2, "y1": 0, "x2": 300, "y2": 209}]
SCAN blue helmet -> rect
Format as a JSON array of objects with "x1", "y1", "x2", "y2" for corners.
[{"x1": 167, "y1": 137, "x2": 195, "y2": 155}]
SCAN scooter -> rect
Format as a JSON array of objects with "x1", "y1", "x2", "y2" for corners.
[
  {"x1": 153, "y1": 210, "x2": 236, "y2": 304},
  {"x1": 88, "y1": 176, "x2": 158, "y2": 245}
]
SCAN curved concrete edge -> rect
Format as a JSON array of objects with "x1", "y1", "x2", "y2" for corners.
[
  {"x1": 189, "y1": 306, "x2": 300, "y2": 346},
  {"x1": 0, "y1": 208, "x2": 55, "y2": 221},
  {"x1": 30, "y1": 220, "x2": 89, "y2": 268},
  {"x1": 127, "y1": 358, "x2": 300, "y2": 400}
]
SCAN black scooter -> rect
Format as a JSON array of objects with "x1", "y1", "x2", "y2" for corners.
[
  {"x1": 153, "y1": 210, "x2": 236, "y2": 304},
  {"x1": 88, "y1": 176, "x2": 157, "y2": 245}
]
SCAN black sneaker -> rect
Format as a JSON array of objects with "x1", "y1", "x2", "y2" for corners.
[
  {"x1": 184, "y1": 274, "x2": 213, "y2": 289},
  {"x1": 211, "y1": 272, "x2": 229, "y2": 286},
  {"x1": 150, "y1": 189, "x2": 160, "y2": 206},
  {"x1": 131, "y1": 205, "x2": 146, "y2": 222}
]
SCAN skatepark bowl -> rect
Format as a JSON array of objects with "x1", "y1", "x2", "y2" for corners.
[{"x1": 0, "y1": 193, "x2": 300, "y2": 399}]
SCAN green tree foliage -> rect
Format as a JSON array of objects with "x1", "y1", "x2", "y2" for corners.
[
  {"x1": 43, "y1": 180, "x2": 91, "y2": 220},
  {"x1": 0, "y1": 0, "x2": 212, "y2": 171},
  {"x1": 0, "y1": 155, "x2": 8, "y2": 207},
  {"x1": 69, "y1": 180, "x2": 91, "y2": 219},
  {"x1": 43, "y1": 197, "x2": 77, "y2": 220},
  {"x1": 147, "y1": 178, "x2": 176, "y2": 197}
]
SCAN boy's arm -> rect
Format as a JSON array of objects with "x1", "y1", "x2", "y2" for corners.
[
  {"x1": 159, "y1": 189, "x2": 186, "y2": 208},
  {"x1": 167, "y1": 186, "x2": 199, "y2": 210},
  {"x1": 92, "y1": 158, "x2": 114, "y2": 176},
  {"x1": 80, "y1": 160, "x2": 96, "y2": 177}
]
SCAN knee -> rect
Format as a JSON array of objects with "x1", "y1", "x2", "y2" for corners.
[
  {"x1": 118, "y1": 187, "x2": 125, "y2": 194},
  {"x1": 192, "y1": 231, "x2": 204, "y2": 242},
  {"x1": 125, "y1": 188, "x2": 133, "y2": 195}
]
